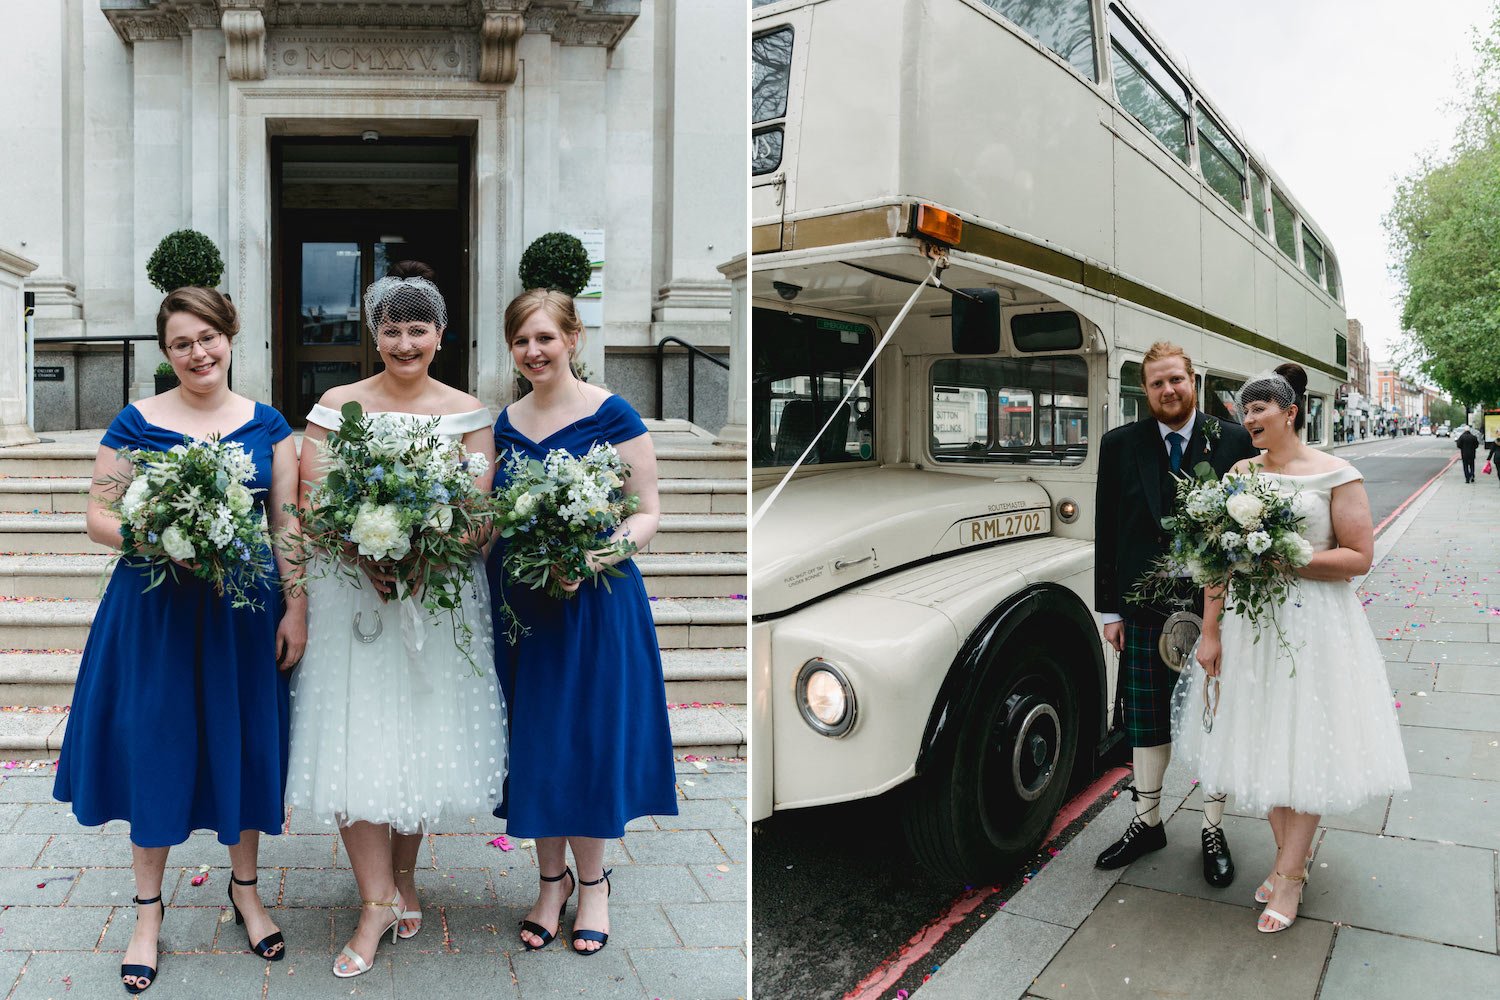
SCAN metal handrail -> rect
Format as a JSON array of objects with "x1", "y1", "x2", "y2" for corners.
[
  {"x1": 33, "y1": 335, "x2": 158, "y2": 410},
  {"x1": 655, "y1": 335, "x2": 729, "y2": 423}
]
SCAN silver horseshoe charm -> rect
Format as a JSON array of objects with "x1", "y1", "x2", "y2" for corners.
[{"x1": 352, "y1": 610, "x2": 383, "y2": 643}]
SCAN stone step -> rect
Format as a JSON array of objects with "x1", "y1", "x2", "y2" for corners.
[
  {"x1": 657, "y1": 478, "x2": 747, "y2": 514},
  {"x1": 0, "y1": 646, "x2": 746, "y2": 709},
  {"x1": 0, "y1": 514, "x2": 109, "y2": 554},
  {"x1": 0, "y1": 478, "x2": 91, "y2": 513},
  {"x1": 0, "y1": 593, "x2": 742, "y2": 656},
  {"x1": 0, "y1": 554, "x2": 113, "y2": 599},
  {"x1": 655, "y1": 444, "x2": 747, "y2": 480},
  {"x1": 636, "y1": 553, "x2": 745, "y2": 599},
  {"x1": 0, "y1": 709, "x2": 68, "y2": 759},
  {"x1": 0, "y1": 600, "x2": 95, "y2": 649},
  {"x1": 661, "y1": 647, "x2": 746, "y2": 703},
  {"x1": 643, "y1": 514, "x2": 746, "y2": 554},
  {"x1": 0, "y1": 652, "x2": 82, "y2": 705},
  {"x1": 0, "y1": 442, "x2": 98, "y2": 478},
  {"x1": 0, "y1": 703, "x2": 744, "y2": 760}
]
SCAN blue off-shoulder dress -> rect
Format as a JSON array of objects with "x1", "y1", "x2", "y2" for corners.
[
  {"x1": 54, "y1": 402, "x2": 292, "y2": 848},
  {"x1": 487, "y1": 394, "x2": 678, "y2": 838}
]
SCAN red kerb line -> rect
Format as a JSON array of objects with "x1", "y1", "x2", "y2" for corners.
[{"x1": 842, "y1": 765, "x2": 1129, "y2": 1000}]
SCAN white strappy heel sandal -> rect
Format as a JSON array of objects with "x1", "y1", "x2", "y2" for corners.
[
  {"x1": 332, "y1": 895, "x2": 401, "y2": 978},
  {"x1": 1257, "y1": 870, "x2": 1306, "y2": 933}
]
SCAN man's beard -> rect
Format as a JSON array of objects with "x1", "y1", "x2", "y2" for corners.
[{"x1": 1149, "y1": 391, "x2": 1196, "y2": 425}]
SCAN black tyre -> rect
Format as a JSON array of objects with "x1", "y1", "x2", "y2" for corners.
[{"x1": 903, "y1": 642, "x2": 1081, "y2": 884}]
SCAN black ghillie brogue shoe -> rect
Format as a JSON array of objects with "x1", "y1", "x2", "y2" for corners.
[
  {"x1": 1201, "y1": 825, "x2": 1235, "y2": 887},
  {"x1": 1095, "y1": 814, "x2": 1167, "y2": 870}
]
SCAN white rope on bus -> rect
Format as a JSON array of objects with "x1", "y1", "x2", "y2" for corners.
[{"x1": 750, "y1": 256, "x2": 942, "y2": 531}]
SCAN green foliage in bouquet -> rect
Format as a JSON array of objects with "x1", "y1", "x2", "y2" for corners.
[
  {"x1": 1132, "y1": 461, "x2": 1313, "y2": 670},
  {"x1": 286, "y1": 401, "x2": 499, "y2": 669},
  {"x1": 146, "y1": 229, "x2": 224, "y2": 292},
  {"x1": 106, "y1": 436, "x2": 275, "y2": 610},
  {"x1": 518, "y1": 232, "x2": 591, "y2": 297},
  {"x1": 492, "y1": 443, "x2": 641, "y2": 642}
]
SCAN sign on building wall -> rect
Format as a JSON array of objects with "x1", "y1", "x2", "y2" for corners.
[{"x1": 570, "y1": 229, "x2": 605, "y2": 328}]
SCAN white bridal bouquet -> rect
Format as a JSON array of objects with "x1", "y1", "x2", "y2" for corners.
[
  {"x1": 1134, "y1": 461, "x2": 1313, "y2": 664},
  {"x1": 107, "y1": 436, "x2": 275, "y2": 610},
  {"x1": 288, "y1": 401, "x2": 497, "y2": 665},
  {"x1": 492, "y1": 442, "x2": 641, "y2": 640}
]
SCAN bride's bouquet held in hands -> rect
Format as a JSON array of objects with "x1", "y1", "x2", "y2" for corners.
[
  {"x1": 106, "y1": 436, "x2": 276, "y2": 610},
  {"x1": 493, "y1": 443, "x2": 641, "y2": 638},
  {"x1": 288, "y1": 401, "x2": 496, "y2": 665},
  {"x1": 1133, "y1": 461, "x2": 1313, "y2": 655}
]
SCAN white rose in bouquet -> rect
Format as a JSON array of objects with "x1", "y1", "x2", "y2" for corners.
[
  {"x1": 120, "y1": 477, "x2": 152, "y2": 520},
  {"x1": 513, "y1": 491, "x2": 538, "y2": 518},
  {"x1": 161, "y1": 524, "x2": 196, "y2": 562},
  {"x1": 349, "y1": 502, "x2": 410, "y2": 561},
  {"x1": 226, "y1": 482, "x2": 254, "y2": 515},
  {"x1": 1280, "y1": 533, "x2": 1314, "y2": 566},
  {"x1": 425, "y1": 505, "x2": 454, "y2": 532},
  {"x1": 1245, "y1": 530, "x2": 1273, "y2": 555},
  {"x1": 1226, "y1": 492, "x2": 1265, "y2": 528}
]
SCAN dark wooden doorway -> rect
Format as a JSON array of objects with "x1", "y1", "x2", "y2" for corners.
[{"x1": 272, "y1": 137, "x2": 470, "y2": 423}]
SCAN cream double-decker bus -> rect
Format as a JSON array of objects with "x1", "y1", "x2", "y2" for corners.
[{"x1": 750, "y1": 0, "x2": 1347, "y2": 880}]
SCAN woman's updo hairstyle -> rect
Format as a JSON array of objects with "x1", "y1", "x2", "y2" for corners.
[
  {"x1": 363, "y1": 260, "x2": 446, "y2": 336},
  {"x1": 154, "y1": 286, "x2": 239, "y2": 353},
  {"x1": 503, "y1": 288, "x2": 584, "y2": 355},
  {"x1": 1274, "y1": 362, "x2": 1309, "y2": 431}
]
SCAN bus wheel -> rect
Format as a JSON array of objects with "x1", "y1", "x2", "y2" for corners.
[{"x1": 903, "y1": 642, "x2": 1080, "y2": 884}]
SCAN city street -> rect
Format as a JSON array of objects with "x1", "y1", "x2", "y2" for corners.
[{"x1": 752, "y1": 435, "x2": 1474, "y2": 1000}]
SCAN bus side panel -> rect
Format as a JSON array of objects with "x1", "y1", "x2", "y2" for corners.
[
  {"x1": 1275, "y1": 265, "x2": 1309, "y2": 361},
  {"x1": 1200, "y1": 196, "x2": 1257, "y2": 336},
  {"x1": 907, "y1": 0, "x2": 1114, "y2": 265},
  {"x1": 791, "y1": 0, "x2": 906, "y2": 216},
  {"x1": 1111, "y1": 111, "x2": 1202, "y2": 310}
]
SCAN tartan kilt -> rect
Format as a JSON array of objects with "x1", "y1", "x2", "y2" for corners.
[{"x1": 1120, "y1": 618, "x2": 1174, "y2": 748}]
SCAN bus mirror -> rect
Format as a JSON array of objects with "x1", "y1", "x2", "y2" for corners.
[{"x1": 951, "y1": 288, "x2": 1000, "y2": 354}]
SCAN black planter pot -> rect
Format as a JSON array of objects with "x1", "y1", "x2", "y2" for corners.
[{"x1": 154, "y1": 374, "x2": 180, "y2": 395}]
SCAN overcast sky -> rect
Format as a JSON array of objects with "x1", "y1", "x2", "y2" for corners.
[{"x1": 1129, "y1": 0, "x2": 1495, "y2": 369}]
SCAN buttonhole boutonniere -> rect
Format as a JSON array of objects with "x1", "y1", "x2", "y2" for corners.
[{"x1": 1201, "y1": 417, "x2": 1220, "y2": 456}]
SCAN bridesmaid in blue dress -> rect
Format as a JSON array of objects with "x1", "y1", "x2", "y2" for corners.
[
  {"x1": 53, "y1": 288, "x2": 306, "y2": 994},
  {"x1": 487, "y1": 289, "x2": 677, "y2": 955}
]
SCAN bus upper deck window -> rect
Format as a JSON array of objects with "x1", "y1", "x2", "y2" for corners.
[{"x1": 1012, "y1": 311, "x2": 1083, "y2": 352}]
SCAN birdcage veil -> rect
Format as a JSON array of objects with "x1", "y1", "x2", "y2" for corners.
[
  {"x1": 362, "y1": 276, "x2": 447, "y2": 339},
  {"x1": 1234, "y1": 370, "x2": 1297, "y2": 421}
]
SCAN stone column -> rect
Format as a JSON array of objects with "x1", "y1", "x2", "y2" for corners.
[
  {"x1": 715, "y1": 253, "x2": 746, "y2": 445},
  {"x1": 131, "y1": 36, "x2": 187, "y2": 395},
  {"x1": 0, "y1": 249, "x2": 41, "y2": 447}
]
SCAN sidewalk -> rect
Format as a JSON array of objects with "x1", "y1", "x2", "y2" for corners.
[
  {"x1": 0, "y1": 758, "x2": 746, "y2": 999},
  {"x1": 920, "y1": 461, "x2": 1500, "y2": 999}
]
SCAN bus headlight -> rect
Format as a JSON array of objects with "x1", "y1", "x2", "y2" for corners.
[{"x1": 796, "y1": 659, "x2": 857, "y2": 738}]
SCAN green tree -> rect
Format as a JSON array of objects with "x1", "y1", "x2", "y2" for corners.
[{"x1": 1385, "y1": 6, "x2": 1500, "y2": 407}]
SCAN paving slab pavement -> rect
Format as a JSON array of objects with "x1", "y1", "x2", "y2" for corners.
[
  {"x1": 918, "y1": 462, "x2": 1500, "y2": 1000},
  {"x1": 0, "y1": 758, "x2": 746, "y2": 999}
]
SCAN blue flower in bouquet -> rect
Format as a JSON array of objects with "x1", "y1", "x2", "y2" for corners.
[{"x1": 370, "y1": 465, "x2": 385, "y2": 482}]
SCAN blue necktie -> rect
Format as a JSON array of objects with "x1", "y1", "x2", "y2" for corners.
[{"x1": 1166, "y1": 431, "x2": 1185, "y2": 474}]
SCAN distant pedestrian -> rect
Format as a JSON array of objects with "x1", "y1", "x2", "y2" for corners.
[
  {"x1": 1488, "y1": 438, "x2": 1500, "y2": 488},
  {"x1": 1457, "y1": 428, "x2": 1480, "y2": 483}
]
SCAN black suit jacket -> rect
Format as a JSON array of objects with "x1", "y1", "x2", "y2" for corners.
[
  {"x1": 1457, "y1": 431, "x2": 1479, "y2": 458},
  {"x1": 1094, "y1": 413, "x2": 1258, "y2": 624}
]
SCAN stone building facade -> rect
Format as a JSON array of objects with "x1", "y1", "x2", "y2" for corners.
[{"x1": 2, "y1": 0, "x2": 746, "y2": 433}]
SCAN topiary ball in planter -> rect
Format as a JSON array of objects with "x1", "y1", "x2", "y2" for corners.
[
  {"x1": 518, "y1": 232, "x2": 591, "y2": 297},
  {"x1": 146, "y1": 229, "x2": 224, "y2": 293},
  {"x1": 153, "y1": 361, "x2": 180, "y2": 395}
]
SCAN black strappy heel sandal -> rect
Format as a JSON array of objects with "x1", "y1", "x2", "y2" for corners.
[
  {"x1": 519, "y1": 867, "x2": 575, "y2": 951},
  {"x1": 120, "y1": 894, "x2": 164, "y2": 995},
  {"x1": 228, "y1": 874, "x2": 286, "y2": 961},
  {"x1": 571, "y1": 868, "x2": 613, "y2": 956}
]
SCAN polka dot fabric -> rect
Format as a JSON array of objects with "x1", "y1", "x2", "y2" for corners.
[
  {"x1": 1173, "y1": 465, "x2": 1411, "y2": 815},
  {"x1": 285, "y1": 408, "x2": 506, "y2": 832}
]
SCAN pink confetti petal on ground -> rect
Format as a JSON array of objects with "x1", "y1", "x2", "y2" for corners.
[
  {"x1": 488, "y1": 835, "x2": 514, "y2": 851},
  {"x1": 190, "y1": 874, "x2": 207, "y2": 886}
]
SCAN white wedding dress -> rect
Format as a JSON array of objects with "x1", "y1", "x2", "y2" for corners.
[
  {"x1": 1172, "y1": 465, "x2": 1410, "y2": 816},
  {"x1": 286, "y1": 405, "x2": 506, "y2": 832}
]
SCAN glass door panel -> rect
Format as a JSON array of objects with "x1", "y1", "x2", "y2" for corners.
[{"x1": 300, "y1": 243, "x2": 363, "y2": 345}]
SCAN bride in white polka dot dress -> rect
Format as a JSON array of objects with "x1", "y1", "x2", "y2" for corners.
[{"x1": 284, "y1": 265, "x2": 506, "y2": 978}]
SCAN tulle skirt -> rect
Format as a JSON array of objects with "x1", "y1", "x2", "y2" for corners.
[
  {"x1": 286, "y1": 557, "x2": 506, "y2": 832},
  {"x1": 1171, "y1": 577, "x2": 1410, "y2": 816}
]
